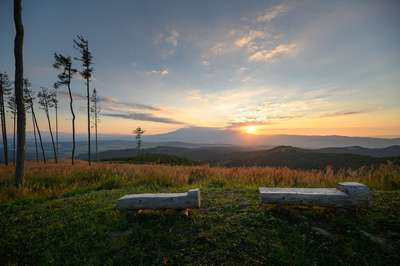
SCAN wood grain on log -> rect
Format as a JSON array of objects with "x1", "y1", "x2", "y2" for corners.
[
  {"x1": 259, "y1": 182, "x2": 371, "y2": 207},
  {"x1": 117, "y1": 189, "x2": 201, "y2": 210}
]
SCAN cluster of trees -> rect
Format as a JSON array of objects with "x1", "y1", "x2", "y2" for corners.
[
  {"x1": 1, "y1": 36, "x2": 101, "y2": 166},
  {"x1": 2, "y1": 0, "x2": 101, "y2": 187}
]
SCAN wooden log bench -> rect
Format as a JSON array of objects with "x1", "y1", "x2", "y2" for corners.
[
  {"x1": 259, "y1": 182, "x2": 371, "y2": 208},
  {"x1": 117, "y1": 189, "x2": 201, "y2": 216}
]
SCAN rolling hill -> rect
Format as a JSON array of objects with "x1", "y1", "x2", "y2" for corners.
[
  {"x1": 142, "y1": 127, "x2": 400, "y2": 148},
  {"x1": 79, "y1": 145, "x2": 400, "y2": 170}
]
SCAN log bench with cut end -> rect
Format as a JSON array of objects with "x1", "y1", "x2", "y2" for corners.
[
  {"x1": 259, "y1": 182, "x2": 371, "y2": 208},
  {"x1": 117, "y1": 189, "x2": 201, "y2": 215}
]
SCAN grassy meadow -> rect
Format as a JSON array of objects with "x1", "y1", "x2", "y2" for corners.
[{"x1": 1, "y1": 161, "x2": 400, "y2": 265}]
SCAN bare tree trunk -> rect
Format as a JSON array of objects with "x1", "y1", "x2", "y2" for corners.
[
  {"x1": 14, "y1": 0, "x2": 25, "y2": 187},
  {"x1": 31, "y1": 104, "x2": 38, "y2": 162},
  {"x1": 67, "y1": 74, "x2": 75, "y2": 164},
  {"x1": 86, "y1": 78, "x2": 91, "y2": 165},
  {"x1": 55, "y1": 90, "x2": 58, "y2": 160},
  {"x1": 13, "y1": 113, "x2": 16, "y2": 165},
  {"x1": 0, "y1": 85, "x2": 8, "y2": 165},
  {"x1": 45, "y1": 108, "x2": 57, "y2": 163},
  {"x1": 94, "y1": 95, "x2": 98, "y2": 161},
  {"x1": 32, "y1": 108, "x2": 45, "y2": 163}
]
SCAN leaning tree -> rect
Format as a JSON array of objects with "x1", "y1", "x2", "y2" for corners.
[
  {"x1": 38, "y1": 87, "x2": 57, "y2": 163},
  {"x1": 25, "y1": 85, "x2": 46, "y2": 163},
  {"x1": 24, "y1": 79, "x2": 38, "y2": 162},
  {"x1": 74, "y1": 35, "x2": 93, "y2": 165},
  {"x1": 53, "y1": 53, "x2": 77, "y2": 164},
  {"x1": 0, "y1": 72, "x2": 12, "y2": 165},
  {"x1": 7, "y1": 94, "x2": 17, "y2": 165}
]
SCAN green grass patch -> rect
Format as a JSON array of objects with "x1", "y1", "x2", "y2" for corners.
[
  {"x1": 1, "y1": 184, "x2": 399, "y2": 265},
  {"x1": 1, "y1": 162, "x2": 399, "y2": 264}
]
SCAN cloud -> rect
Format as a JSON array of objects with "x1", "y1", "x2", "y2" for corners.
[
  {"x1": 256, "y1": 3, "x2": 289, "y2": 22},
  {"x1": 234, "y1": 30, "x2": 265, "y2": 48},
  {"x1": 99, "y1": 96, "x2": 161, "y2": 111},
  {"x1": 156, "y1": 29, "x2": 180, "y2": 57},
  {"x1": 320, "y1": 110, "x2": 370, "y2": 117},
  {"x1": 201, "y1": 59, "x2": 210, "y2": 66},
  {"x1": 59, "y1": 91, "x2": 160, "y2": 111},
  {"x1": 249, "y1": 43, "x2": 296, "y2": 62},
  {"x1": 58, "y1": 90, "x2": 87, "y2": 101},
  {"x1": 209, "y1": 43, "x2": 226, "y2": 56},
  {"x1": 202, "y1": 4, "x2": 294, "y2": 63},
  {"x1": 103, "y1": 112, "x2": 186, "y2": 125},
  {"x1": 147, "y1": 69, "x2": 169, "y2": 76},
  {"x1": 183, "y1": 85, "x2": 356, "y2": 128},
  {"x1": 227, "y1": 120, "x2": 273, "y2": 128},
  {"x1": 165, "y1": 29, "x2": 180, "y2": 47}
]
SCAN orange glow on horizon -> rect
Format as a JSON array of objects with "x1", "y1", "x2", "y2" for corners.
[{"x1": 244, "y1": 125, "x2": 258, "y2": 134}]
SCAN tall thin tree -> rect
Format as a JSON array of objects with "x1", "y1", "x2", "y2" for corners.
[
  {"x1": 90, "y1": 88, "x2": 100, "y2": 161},
  {"x1": 74, "y1": 35, "x2": 93, "y2": 165},
  {"x1": 24, "y1": 79, "x2": 38, "y2": 162},
  {"x1": 0, "y1": 73, "x2": 12, "y2": 165},
  {"x1": 14, "y1": 0, "x2": 25, "y2": 187},
  {"x1": 38, "y1": 88, "x2": 57, "y2": 163},
  {"x1": 53, "y1": 53, "x2": 77, "y2": 164},
  {"x1": 53, "y1": 84, "x2": 59, "y2": 158},
  {"x1": 7, "y1": 94, "x2": 17, "y2": 165},
  {"x1": 29, "y1": 89, "x2": 46, "y2": 163}
]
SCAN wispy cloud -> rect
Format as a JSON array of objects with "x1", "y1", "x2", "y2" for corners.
[
  {"x1": 249, "y1": 43, "x2": 296, "y2": 62},
  {"x1": 103, "y1": 112, "x2": 186, "y2": 125},
  {"x1": 201, "y1": 3, "x2": 295, "y2": 65},
  {"x1": 256, "y1": 3, "x2": 289, "y2": 22},
  {"x1": 59, "y1": 91, "x2": 86, "y2": 101},
  {"x1": 209, "y1": 42, "x2": 226, "y2": 56},
  {"x1": 156, "y1": 29, "x2": 180, "y2": 57},
  {"x1": 234, "y1": 30, "x2": 265, "y2": 49},
  {"x1": 227, "y1": 120, "x2": 273, "y2": 128},
  {"x1": 100, "y1": 96, "x2": 160, "y2": 111},
  {"x1": 165, "y1": 29, "x2": 180, "y2": 47},
  {"x1": 59, "y1": 91, "x2": 160, "y2": 111},
  {"x1": 183, "y1": 84, "x2": 359, "y2": 129},
  {"x1": 320, "y1": 110, "x2": 371, "y2": 117},
  {"x1": 146, "y1": 68, "x2": 169, "y2": 76}
]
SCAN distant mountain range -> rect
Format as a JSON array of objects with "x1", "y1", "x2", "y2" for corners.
[
  {"x1": 2, "y1": 127, "x2": 400, "y2": 164},
  {"x1": 5, "y1": 127, "x2": 399, "y2": 149},
  {"x1": 142, "y1": 127, "x2": 400, "y2": 148},
  {"x1": 78, "y1": 145, "x2": 400, "y2": 170}
]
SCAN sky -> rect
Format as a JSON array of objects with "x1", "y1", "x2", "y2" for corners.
[{"x1": 1, "y1": 0, "x2": 399, "y2": 137}]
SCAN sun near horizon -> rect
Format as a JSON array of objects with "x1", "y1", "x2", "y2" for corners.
[{"x1": 243, "y1": 125, "x2": 258, "y2": 135}]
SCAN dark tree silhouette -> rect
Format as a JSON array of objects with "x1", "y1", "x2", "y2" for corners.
[
  {"x1": 133, "y1": 127, "x2": 145, "y2": 155},
  {"x1": 7, "y1": 80, "x2": 30, "y2": 165},
  {"x1": 7, "y1": 94, "x2": 17, "y2": 165},
  {"x1": 53, "y1": 85, "x2": 59, "y2": 158},
  {"x1": 14, "y1": 0, "x2": 25, "y2": 187},
  {"x1": 53, "y1": 53, "x2": 77, "y2": 164},
  {"x1": 90, "y1": 88, "x2": 100, "y2": 161},
  {"x1": 74, "y1": 35, "x2": 93, "y2": 165},
  {"x1": 0, "y1": 73, "x2": 12, "y2": 165},
  {"x1": 27, "y1": 87, "x2": 46, "y2": 163},
  {"x1": 38, "y1": 87, "x2": 57, "y2": 163},
  {"x1": 23, "y1": 79, "x2": 38, "y2": 162}
]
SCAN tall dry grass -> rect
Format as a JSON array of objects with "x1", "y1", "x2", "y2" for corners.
[{"x1": 0, "y1": 160, "x2": 399, "y2": 202}]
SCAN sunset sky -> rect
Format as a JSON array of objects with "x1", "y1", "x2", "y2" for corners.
[{"x1": 1, "y1": 0, "x2": 399, "y2": 137}]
